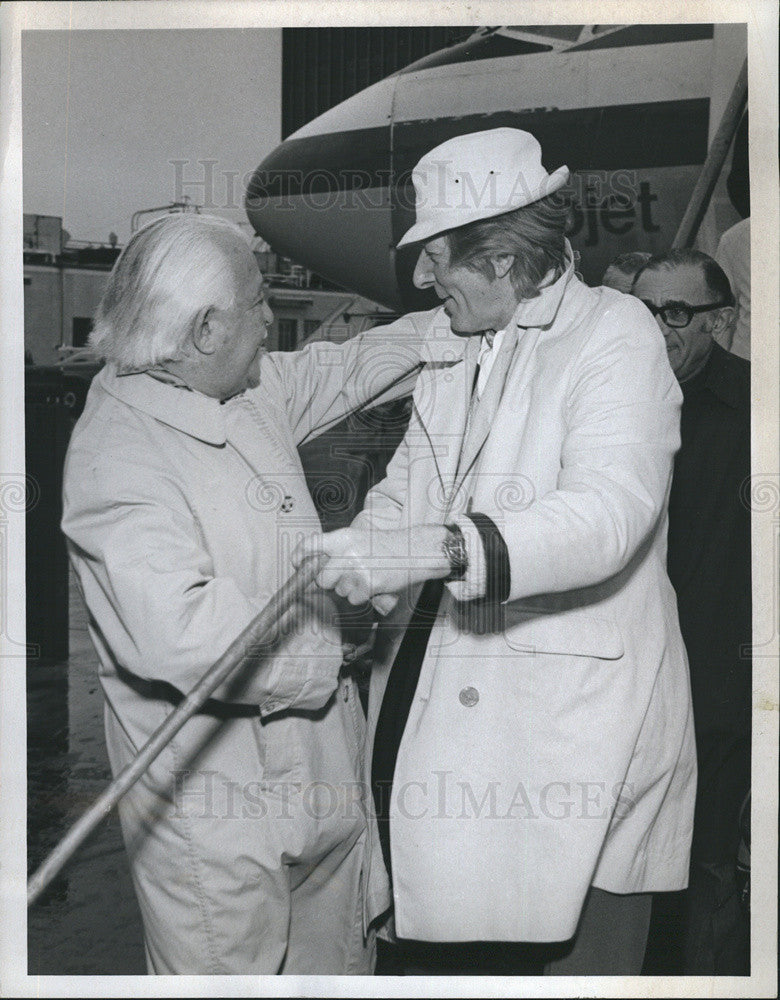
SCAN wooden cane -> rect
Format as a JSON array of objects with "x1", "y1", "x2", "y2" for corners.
[{"x1": 27, "y1": 553, "x2": 327, "y2": 907}]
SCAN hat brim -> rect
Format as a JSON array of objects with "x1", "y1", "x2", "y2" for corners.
[{"x1": 396, "y1": 165, "x2": 570, "y2": 249}]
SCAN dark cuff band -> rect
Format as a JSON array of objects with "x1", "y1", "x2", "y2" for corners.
[{"x1": 466, "y1": 512, "x2": 511, "y2": 604}]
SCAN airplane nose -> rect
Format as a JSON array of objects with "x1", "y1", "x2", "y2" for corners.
[
  {"x1": 246, "y1": 77, "x2": 405, "y2": 311},
  {"x1": 246, "y1": 73, "x2": 442, "y2": 315},
  {"x1": 246, "y1": 25, "x2": 716, "y2": 309}
]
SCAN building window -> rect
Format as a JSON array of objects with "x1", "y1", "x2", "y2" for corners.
[
  {"x1": 276, "y1": 318, "x2": 298, "y2": 352},
  {"x1": 281, "y1": 27, "x2": 474, "y2": 137}
]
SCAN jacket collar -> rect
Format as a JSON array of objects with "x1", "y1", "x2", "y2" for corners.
[
  {"x1": 688, "y1": 340, "x2": 749, "y2": 410},
  {"x1": 415, "y1": 245, "x2": 577, "y2": 496},
  {"x1": 510, "y1": 241, "x2": 575, "y2": 330},
  {"x1": 97, "y1": 364, "x2": 228, "y2": 445},
  {"x1": 420, "y1": 242, "x2": 575, "y2": 368}
]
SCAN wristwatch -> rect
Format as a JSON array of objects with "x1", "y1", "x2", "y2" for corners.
[{"x1": 442, "y1": 522, "x2": 469, "y2": 582}]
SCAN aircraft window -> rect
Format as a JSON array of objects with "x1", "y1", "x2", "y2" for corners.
[{"x1": 569, "y1": 23, "x2": 714, "y2": 51}]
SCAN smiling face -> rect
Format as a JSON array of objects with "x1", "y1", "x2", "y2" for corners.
[
  {"x1": 632, "y1": 264, "x2": 726, "y2": 382},
  {"x1": 412, "y1": 235, "x2": 518, "y2": 335}
]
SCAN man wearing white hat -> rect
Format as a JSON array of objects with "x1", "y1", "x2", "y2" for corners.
[{"x1": 296, "y1": 128, "x2": 696, "y2": 973}]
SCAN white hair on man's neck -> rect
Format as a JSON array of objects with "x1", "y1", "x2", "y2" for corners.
[{"x1": 89, "y1": 214, "x2": 251, "y2": 372}]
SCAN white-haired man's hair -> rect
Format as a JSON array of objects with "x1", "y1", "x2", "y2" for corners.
[{"x1": 89, "y1": 214, "x2": 251, "y2": 371}]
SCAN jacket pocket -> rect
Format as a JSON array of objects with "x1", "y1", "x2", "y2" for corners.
[
  {"x1": 501, "y1": 606, "x2": 625, "y2": 660},
  {"x1": 251, "y1": 714, "x2": 302, "y2": 782}
]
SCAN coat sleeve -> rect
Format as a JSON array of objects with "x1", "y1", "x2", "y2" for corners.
[
  {"x1": 462, "y1": 298, "x2": 683, "y2": 603},
  {"x1": 62, "y1": 444, "x2": 340, "y2": 712},
  {"x1": 265, "y1": 313, "x2": 437, "y2": 446},
  {"x1": 348, "y1": 370, "x2": 443, "y2": 534}
]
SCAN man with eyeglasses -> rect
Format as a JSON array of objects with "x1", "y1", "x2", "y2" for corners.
[
  {"x1": 631, "y1": 248, "x2": 751, "y2": 974},
  {"x1": 632, "y1": 249, "x2": 736, "y2": 383}
]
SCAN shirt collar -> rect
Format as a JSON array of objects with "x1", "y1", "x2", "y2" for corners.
[
  {"x1": 98, "y1": 364, "x2": 228, "y2": 445},
  {"x1": 478, "y1": 327, "x2": 507, "y2": 366}
]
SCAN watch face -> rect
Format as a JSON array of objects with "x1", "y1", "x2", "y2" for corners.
[{"x1": 443, "y1": 524, "x2": 469, "y2": 581}]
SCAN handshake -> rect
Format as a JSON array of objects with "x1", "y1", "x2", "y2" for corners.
[{"x1": 292, "y1": 524, "x2": 453, "y2": 615}]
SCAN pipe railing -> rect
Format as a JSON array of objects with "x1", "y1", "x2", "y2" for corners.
[{"x1": 673, "y1": 59, "x2": 748, "y2": 249}]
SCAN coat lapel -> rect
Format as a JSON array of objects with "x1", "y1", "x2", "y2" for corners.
[
  {"x1": 414, "y1": 336, "x2": 480, "y2": 507},
  {"x1": 454, "y1": 325, "x2": 519, "y2": 493},
  {"x1": 444, "y1": 248, "x2": 577, "y2": 500},
  {"x1": 222, "y1": 394, "x2": 296, "y2": 480}
]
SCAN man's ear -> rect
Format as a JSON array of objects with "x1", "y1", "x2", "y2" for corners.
[
  {"x1": 191, "y1": 306, "x2": 218, "y2": 356},
  {"x1": 491, "y1": 254, "x2": 515, "y2": 281},
  {"x1": 711, "y1": 305, "x2": 736, "y2": 340}
]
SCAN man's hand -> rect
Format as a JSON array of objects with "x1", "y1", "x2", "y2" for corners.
[
  {"x1": 370, "y1": 593, "x2": 401, "y2": 616},
  {"x1": 292, "y1": 525, "x2": 451, "y2": 609}
]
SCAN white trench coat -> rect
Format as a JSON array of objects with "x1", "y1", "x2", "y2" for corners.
[
  {"x1": 61, "y1": 326, "x2": 430, "y2": 973},
  {"x1": 357, "y1": 260, "x2": 697, "y2": 943}
]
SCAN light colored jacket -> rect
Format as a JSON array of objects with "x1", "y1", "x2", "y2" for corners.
[
  {"x1": 357, "y1": 259, "x2": 697, "y2": 943},
  {"x1": 715, "y1": 216, "x2": 750, "y2": 360},
  {"x1": 61, "y1": 324, "x2": 441, "y2": 971}
]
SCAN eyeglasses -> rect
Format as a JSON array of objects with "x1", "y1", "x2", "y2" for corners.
[{"x1": 639, "y1": 299, "x2": 728, "y2": 329}]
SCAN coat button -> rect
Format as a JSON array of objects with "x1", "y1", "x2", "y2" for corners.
[{"x1": 459, "y1": 686, "x2": 479, "y2": 707}]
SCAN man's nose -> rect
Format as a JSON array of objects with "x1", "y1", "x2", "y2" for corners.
[
  {"x1": 657, "y1": 319, "x2": 684, "y2": 348},
  {"x1": 263, "y1": 302, "x2": 274, "y2": 326},
  {"x1": 412, "y1": 251, "x2": 434, "y2": 290}
]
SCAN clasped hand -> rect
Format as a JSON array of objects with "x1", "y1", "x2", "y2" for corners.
[{"x1": 292, "y1": 525, "x2": 450, "y2": 614}]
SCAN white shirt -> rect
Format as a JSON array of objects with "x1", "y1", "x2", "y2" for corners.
[{"x1": 476, "y1": 327, "x2": 507, "y2": 398}]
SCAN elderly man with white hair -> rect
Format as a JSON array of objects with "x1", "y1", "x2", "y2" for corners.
[
  {"x1": 297, "y1": 128, "x2": 697, "y2": 974},
  {"x1": 60, "y1": 213, "x2": 441, "y2": 974}
]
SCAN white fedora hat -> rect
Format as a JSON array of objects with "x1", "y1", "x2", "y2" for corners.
[{"x1": 397, "y1": 127, "x2": 570, "y2": 248}]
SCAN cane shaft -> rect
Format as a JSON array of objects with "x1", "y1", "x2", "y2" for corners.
[{"x1": 27, "y1": 554, "x2": 326, "y2": 907}]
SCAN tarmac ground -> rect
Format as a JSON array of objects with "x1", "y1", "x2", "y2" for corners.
[{"x1": 27, "y1": 568, "x2": 146, "y2": 975}]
